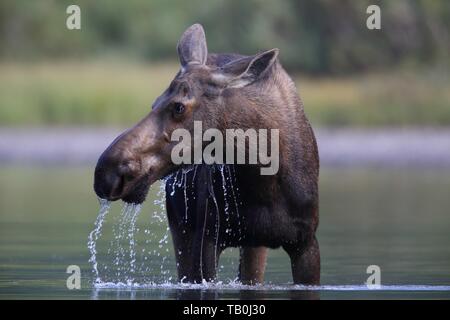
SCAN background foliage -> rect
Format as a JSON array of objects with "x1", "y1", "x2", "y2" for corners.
[
  {"x1": 1, "y1": 0, "x2": 449, "y2": 73},
  {"x1": 0, "y1": 0, "x2": 448, "y2": 126}
]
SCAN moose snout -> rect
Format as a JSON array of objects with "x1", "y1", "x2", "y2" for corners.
[
  {"x1": 93, "y1": 115, "x2": 166, "y2": 203},
  {"x1": 93, "y1": 150, "x2": 140, "y2": 201},
  {"x1": 94, "y1": 162, "x2": 125, "y2": 201}
]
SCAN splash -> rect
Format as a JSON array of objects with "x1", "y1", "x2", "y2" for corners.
[
  {"x1": 127, "y1": 203, "x2": 142, "y2": 283},
  {"x1": 88, "y1": 165, "x2": 243, "y2": 287},
  {"x1": 110, "y1": 203, "x2": 141, "y2": 281},
  {"x1": 88, "y1": 198, "x2": 111, "y2": 284},
  {"x1": 88, "y1": 183, "x2": 171, "y2": 286},
  {"x1": 92, "y1": 281, "x2": 450, "y2": 292}
]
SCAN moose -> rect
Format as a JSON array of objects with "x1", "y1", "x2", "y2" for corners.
[{"x1": 94, "y1": 24, "x2": 320, "y2": 285}]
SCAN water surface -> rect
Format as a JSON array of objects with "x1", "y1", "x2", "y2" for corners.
[{"x1": 1, "y1": 166, "x2": 449, "y2": 299}]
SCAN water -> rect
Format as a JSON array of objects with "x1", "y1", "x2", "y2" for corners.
[
  {"x1": 87, "y1": 199, "x2": 110, "y2": 284},
  {"x1": 90, "y1": 198, "x2": 171, "y2": 286},
  {"x1": 1, "y1": 166, "x2": 450, "y2": 299},
  {"x1": 107, "y1": 202, "x2": 142, "y2": 284}
]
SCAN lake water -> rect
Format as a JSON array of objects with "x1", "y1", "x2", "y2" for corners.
[{"x1": 1, "y1": 166, "x2": 449, "y2": 299}]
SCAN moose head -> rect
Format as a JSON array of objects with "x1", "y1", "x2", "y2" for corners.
[{"x1": 94, "y1": 24, "x2": 280, "y2": 203}]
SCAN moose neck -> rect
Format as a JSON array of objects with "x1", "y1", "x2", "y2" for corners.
[{"x1": 219, "y1": 65, "x2": 318, "y2": 208}]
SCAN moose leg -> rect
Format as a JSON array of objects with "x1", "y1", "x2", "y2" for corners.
[
  {"x1": 170, "y1": 227, "x2": 193, "y2": 282},
  {"x1": 238, "y1": 246, "x2": 268, "y2": 284},
  {"x1": 189, "y1": 166, "x2": 223, "y2": 283},
  {"x1": 189, "y1": 195, "x2": 222, "y2": 283},
  {"x1": 284, "y1": 236, "x2": 320, "y2": 285},
  {"x1": 167, "y1": 198, "x2": 194, "y2": 282},
  {"x1": 190, "y1": 233, "x2": 220, "y2": 282}
]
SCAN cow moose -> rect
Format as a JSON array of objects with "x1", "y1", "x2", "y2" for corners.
[{"x1": 94, "y1": 24, "x2": 320, "y2": 285}]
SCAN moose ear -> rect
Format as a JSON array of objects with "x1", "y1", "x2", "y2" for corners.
[
  {"x1": 177, "y1": 24, "x2": 208, "y2": 67},
  {"x1": 218, "y1": 48, "x2": 279, "y2": 88}
]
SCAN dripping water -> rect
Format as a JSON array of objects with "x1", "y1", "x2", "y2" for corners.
[
  {"x1": 88, "y1": 164, "x2": 242, "y2": 287},
  {"x1": 127, "y1": 203, "x2": 142, "y2": 283},
  {"x1": 88, "y1": 198, "x2": 110, "y2": 284},
  {"x1": 88, "y1": 190, "x2": 170, "y2": 285}
]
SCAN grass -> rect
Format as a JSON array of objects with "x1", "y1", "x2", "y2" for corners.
[
  {"x1": 300, "y1": 70, "x2": 450, "y2": 126},
  {"x1": 0, "y1": 61, "x2": 449, "y2": 127}
]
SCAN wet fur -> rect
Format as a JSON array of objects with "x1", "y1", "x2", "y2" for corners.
[
  {"x1": 165, "y1": 53, "x2": 320, "y2": 284},
  {"x1": 94, "y1": 27, "x2": 320, "y2": 285}
]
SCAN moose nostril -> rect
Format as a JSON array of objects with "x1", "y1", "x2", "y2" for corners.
[
  {"x1": 94, "y1": 166, "x2": 126, "y2": 200},
  {"x1": 106, "y1": 172, "x2": 126, "y2": 199},
  {"x1": 94, "y1": 157, "x2": 140, "y2": 200},
  {"x1": 119, "y1": 161, "x2": 141, "y2": 182}
]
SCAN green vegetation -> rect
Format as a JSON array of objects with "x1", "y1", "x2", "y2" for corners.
[
  {"x1": 0, "y1": 62, "x2": 175, "y2": 125},
  {"x1": 0, "y1": 62, "x2": 449, "y2": 127},
  {"x1": 0, "y1": 1, "x2": 449, "y2": 126},
  {"x1": 1, "y1": 0, "x2": 449, "y2": 74}
]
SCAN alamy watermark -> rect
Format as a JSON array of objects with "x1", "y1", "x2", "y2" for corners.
[
  {"x1": 66, "y1": 265, "x2": 81, "y2": 289},
  {"x1": 66, "y1": 5, "x2": 81, "y2": 30},
  {"x1": 366, "y1": 265, "x2": 381, "y2": 289},
  {"x1": 66, "y1": 4, "x2": 380, "y2": 31},
  {"x1": 366, "y1": 5, "x2": 381, "y2": 30},
  {"x1": 171, "y1": 121, "x2": 280, "y2": 175}
]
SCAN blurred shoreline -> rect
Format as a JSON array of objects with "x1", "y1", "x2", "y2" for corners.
[{"x1": 1, "y1": 127, "x2": 449, "y2": 167}]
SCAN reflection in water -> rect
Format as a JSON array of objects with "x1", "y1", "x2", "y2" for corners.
[
  {"x1": 90, "y1": 288, "x2": 319, "y2": 300},
  {"x1": 90, "y1": 282, "x2": 450, "y2": 300},
  {"x1": 90, "y1": 284, "x2": 450, "y2": 300}
]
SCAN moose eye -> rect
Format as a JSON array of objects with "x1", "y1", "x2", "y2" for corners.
[{"x1": 173, "y1": 102, "x2": 185, "y2": 115}]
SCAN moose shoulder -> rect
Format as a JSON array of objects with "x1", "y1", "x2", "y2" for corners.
[{"x1": 94, "y1": 23, "x2": 320, "y2": 285}]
